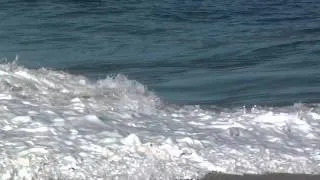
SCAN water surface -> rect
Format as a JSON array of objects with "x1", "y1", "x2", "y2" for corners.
[{"x1": 1, "y1": 0, "x2": 320, "y2": 106}]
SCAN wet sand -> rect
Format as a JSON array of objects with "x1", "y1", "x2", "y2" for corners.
[
  {"x1": 199, "y1": 172, "x2": 320, "y2": 180},
  {"x1": 200, "y1": 172, "x2": 320, "y2": 180}
]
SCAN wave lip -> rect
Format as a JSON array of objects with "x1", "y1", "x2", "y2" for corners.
[{"x1": 0, "y1": 63, "x2": 319, "y2": 179}]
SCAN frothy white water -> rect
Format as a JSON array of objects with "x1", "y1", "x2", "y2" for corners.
[{"x1": 0, "y1": 62, "x2": 320, "y2": 179}]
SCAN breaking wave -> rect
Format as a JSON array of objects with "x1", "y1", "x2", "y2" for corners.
[{"x1": 0, "y1": 62, "x2": 320, "y2": 179}]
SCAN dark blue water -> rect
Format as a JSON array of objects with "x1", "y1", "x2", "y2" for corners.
[{"x1": 1, "y1": 0, "x2": 320, "y2": 107}]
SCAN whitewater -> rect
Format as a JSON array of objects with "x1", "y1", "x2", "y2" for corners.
[{"x1": 0, "y1": 62, "x2": 320, "y2": 180}]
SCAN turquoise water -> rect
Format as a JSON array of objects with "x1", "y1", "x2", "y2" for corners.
[
  {"x1": 1, "y1": 0, "x2": 320, "y2": 106},
  {"x1": 2, "y1": 1, "x2": 320, "y2": 179}
]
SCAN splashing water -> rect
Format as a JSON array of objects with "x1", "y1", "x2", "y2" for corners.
[{"x1": 0, "y1": 62, "x2": 319, "y2": 179}]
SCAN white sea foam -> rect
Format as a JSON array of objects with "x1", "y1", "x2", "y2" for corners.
[{"x1": 0, "y1": 62, "x2": 319, "y2": 179}]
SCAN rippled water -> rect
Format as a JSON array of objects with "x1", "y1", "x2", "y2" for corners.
[
  {"x1": 1, "y1": 0, "x2": 320, "y2": 179},
  {"x1": 1, "y1": 0, "x2": 320, "y2": 106}
]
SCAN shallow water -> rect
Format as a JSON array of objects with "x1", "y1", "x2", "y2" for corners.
[
  {"x1": 0, "y1": 63, "x2": 320, "y2": 179},
  {"x1": 1, "y1": 0, "x2": 320, "y2": 179}
]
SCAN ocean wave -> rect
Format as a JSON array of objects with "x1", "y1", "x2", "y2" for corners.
[{"x1": 0, "y1": 62, "x2": 320, "y2": 179}]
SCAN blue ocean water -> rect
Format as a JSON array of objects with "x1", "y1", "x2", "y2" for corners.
[
  {"x1": 1, "y1": 0, "x2": 320, "y2": 107},
  {"x1": 2, "y1": 1, "x2": 320, "y2": 179}
]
